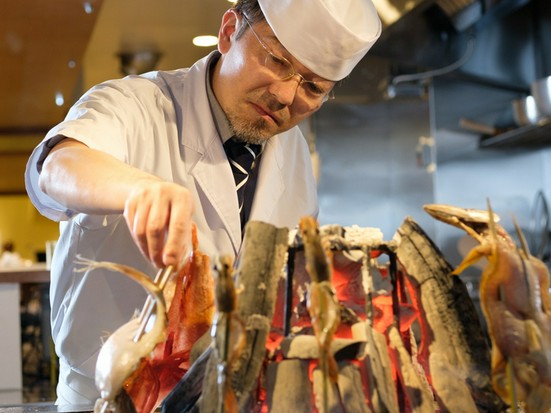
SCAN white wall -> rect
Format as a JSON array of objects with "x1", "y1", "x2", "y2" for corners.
[
  {"x1": 433, "y1": 129, "x2": 549, "y2": 269},
  {"x1": 314, "y1": 98, "x2": 435, "y2": 241},
  {"x1": 313, "y1": 99, "x2": 551, "y2": 276}
]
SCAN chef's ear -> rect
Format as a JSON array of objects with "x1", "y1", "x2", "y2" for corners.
[{"x1": 218, "y1": 9, "x2": 240, "y2": 53}]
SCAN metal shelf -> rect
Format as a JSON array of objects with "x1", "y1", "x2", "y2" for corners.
[{"x1": 479, "y1": 118, "x2": 551, "y2": 149}]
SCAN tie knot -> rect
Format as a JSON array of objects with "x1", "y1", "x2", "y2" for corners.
[
  {"x1": 224, "y1": 137, "x2": 262, "y2": 224},
  {"x1": 224, "y1": 138, "x2": 261, "y2": 174}
]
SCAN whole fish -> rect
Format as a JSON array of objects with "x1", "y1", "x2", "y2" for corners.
[
  {"x1": 208, "y1": 255, "x2": 246, "y2": 413},
  {"x1": 124, "y1": 225, "x2": 215, "y2": 413},
  {"x1": 75, "y1": 258, "x2": 167, "y2": 413},
  {"x1": 299, "y1": 216, "x2": 342, "y2": 413},
  {"x1": 425, "y1": 203, "x2": 551, "y2": 413}
]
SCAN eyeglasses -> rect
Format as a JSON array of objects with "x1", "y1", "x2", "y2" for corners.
[{"x1": 242, "y1": 15, "x2": 335, "y2": 103}]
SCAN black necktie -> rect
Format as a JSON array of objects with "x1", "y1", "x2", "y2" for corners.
[{"x1": 224, "y1": 138, "x2": 262, "y2": 229}]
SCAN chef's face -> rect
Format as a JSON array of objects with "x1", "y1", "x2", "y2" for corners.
[{"x1": 213, "y1": 9, "x2": 335, "y2": 144}]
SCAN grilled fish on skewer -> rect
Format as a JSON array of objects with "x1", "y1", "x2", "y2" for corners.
[
  {"x1": 124, "y1": 225, "x2": 215, "y2": 413},
  {"x1": 75, "y1": 258, "x2": 168, "y2": 413},
  {"x1": 299, "y1": 216, "x2": 341, "y2": 413},
  {"x1": 209, "y1": 256, "x2": 246, "y2": 413},
  {"x1": 425, "y1": 203, "x2": 551, "y2": 413}
]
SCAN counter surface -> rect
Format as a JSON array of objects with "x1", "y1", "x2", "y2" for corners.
[
  {"x1": 0, "y1": 264, "x2": 50, "y2": 283},
  {"x1": 0, "y1": 403, "x2": 93, "y2": 412}
]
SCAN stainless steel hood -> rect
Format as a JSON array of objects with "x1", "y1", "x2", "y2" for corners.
[
  {"x1": 336, "y1": 0, "x2": 551, "y2": 151},
  {"x1": 370, "y1": 0, "x2": 532, "y2": 69},
  {"x1": 374, "y1": 0, "x2": 482, "y2": 31},
  {"x1": 334, "y1": 0, "x2": 489, "y2": 104}
]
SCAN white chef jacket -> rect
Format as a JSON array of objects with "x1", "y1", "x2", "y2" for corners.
[{"x1": 24, "y1": 51, "x2": 318, "y2": 402}]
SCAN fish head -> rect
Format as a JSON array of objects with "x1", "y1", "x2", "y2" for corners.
[{"x1": 423, "y1": 203, "x2": 502, "y2": 241}]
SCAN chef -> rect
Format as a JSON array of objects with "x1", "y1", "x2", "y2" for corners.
[{"x1": 25, "y1": 0, "x2": 381, "y2": 405}]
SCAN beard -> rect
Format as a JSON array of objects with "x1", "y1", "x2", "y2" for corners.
[
  {"x1": 225, "y1": 91, "x2": 288, "y2": 145},
  {"x1": 226, "y1": 113, "x2": 271, "y2": 145}
]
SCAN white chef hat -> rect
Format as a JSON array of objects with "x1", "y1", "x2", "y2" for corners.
[{"x1": 257, "y1": 0, "x2": 382, "y2": 81}]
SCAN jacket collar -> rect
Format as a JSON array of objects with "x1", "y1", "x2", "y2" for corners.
[{"x1": 155, "y1": 52, "x2": 287, "y2": 253}]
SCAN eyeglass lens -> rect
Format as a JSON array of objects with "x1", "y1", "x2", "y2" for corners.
[{"x1": 242, "y1": 14, "x2": 334, "y2": 101}]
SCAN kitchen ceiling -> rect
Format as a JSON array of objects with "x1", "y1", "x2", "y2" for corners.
[
  {"x1": 0, "y1": 0, "x2": 231, "y2": 194},
  {"x1": 1, "y1": 0, "x2": 103, "y2": 134},
  {"x1": 0, "y1": 0, "x2": 229, "y2": 138},
  {"x1": 1, "y1": 0, "x2": 505, "y2": 142}
]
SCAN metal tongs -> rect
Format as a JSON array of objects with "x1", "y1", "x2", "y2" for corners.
[{"x1": 133, "y1": 265, "x2": 173, "y2": 342}]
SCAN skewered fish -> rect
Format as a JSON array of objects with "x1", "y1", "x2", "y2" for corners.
[
  {"x1": 299, "y1": 216, "x2": 342, "y2": 412},
  {"x1": 124, "y1": 225, "x2": 215, "y2": 413},
  {"x1": 75, "y1": 258, "x2": 168, "y2": 413},
  {"x1": 208, "y1": 256, "x2": 246, "y2": 413},
  {"x1": 425, "y1": 203, "x2": 551, "y2": 413}
]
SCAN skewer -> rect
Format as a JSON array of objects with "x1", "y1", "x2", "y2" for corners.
[
  {"x1": 133, "y1": 265, "x2": 173, "y2": 342},
  {"x1": 137, "y1": 268, "x2": 164, "y2": 325}
]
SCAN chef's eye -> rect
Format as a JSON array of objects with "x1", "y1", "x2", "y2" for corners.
[
  {"x1": 266, "y1": 53, "x2": 292, "y2": 75},
  {"x1": 303, "y1": 81, "x2": 326, "y2": 97}
]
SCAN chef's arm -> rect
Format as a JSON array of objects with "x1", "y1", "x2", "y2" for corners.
[{"x1": 39, "y1": 137, "x2": 194, "y2": 269}]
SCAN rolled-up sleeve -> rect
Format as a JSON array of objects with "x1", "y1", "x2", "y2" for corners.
[
  {"x1": 24, "y1": 77, "x2": 157, "y2": 221},
  {"x1": 25, "y1": 135, "x2": 75, "y2": 221}
]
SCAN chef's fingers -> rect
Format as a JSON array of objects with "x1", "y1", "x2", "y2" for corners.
[
  {"x1": 162, "y1": 191, "x2": 194, "y2": 269},
  {"x1": 123, "y1": 181, "x2": 194, "y2": 269},
  {"x1": 143, "y1": 198, "x2": 169, "y2": 269},
  {"x1": 124, "y1": 181, "x2": 164, "y2": 266},
  {"x1": 124, "y1": 192, "x2": 155, "y2": 265}
]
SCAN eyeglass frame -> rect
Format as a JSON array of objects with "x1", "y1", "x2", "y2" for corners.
[{"x1": 240, "y1": 13, "x2": 335, "y2": 103}]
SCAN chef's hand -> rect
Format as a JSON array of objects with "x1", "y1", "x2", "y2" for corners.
[
  {"x1": 39, "y1": 137, "x2": 195, "y2": 270},
  {"x1": 124, "y1": 180, "x2": 195, "y2": 269}
]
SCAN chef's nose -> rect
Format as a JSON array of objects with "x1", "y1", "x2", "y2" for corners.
[{"x1": 270, "y1": 76, "x2": 301, "y2": 106}]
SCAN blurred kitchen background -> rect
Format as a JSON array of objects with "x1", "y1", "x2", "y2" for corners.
[{"x1": 1, "y1": 0, "x2": 551, "y2": 405}]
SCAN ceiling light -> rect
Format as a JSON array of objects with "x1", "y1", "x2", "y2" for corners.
[
  {"x1": 118, "y1": 50, "x2": 162, "y2": 75},
  {"x1": 192, "y1": 36, "x2": 218, "y2": 47},
  {"x1": 371, "y1": 0, "x2": 402, "y2": 26},
  {"x1": 83, "y1": 2, "x2": 94, "y2": 14},
  {"x1": 55, "y1": 92, "x2": 65, "y2": 107}
]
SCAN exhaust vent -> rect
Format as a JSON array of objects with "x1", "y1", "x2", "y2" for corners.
[
  {"x1": 436, "y1": 0, "x2": 477, "y2": 16},
  {"x1": 435, "y1": 0, "x2": 482, "y2": 30}
]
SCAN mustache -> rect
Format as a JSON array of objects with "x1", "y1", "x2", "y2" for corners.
[{"x1": 258, "y1": 91, "x2": 286, "y2": 113}]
